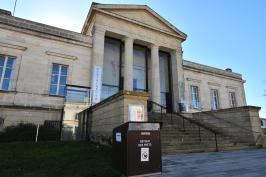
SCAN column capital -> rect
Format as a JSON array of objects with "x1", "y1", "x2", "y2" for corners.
[
  {"x1": 123, "y1": 36, "x2": 134, "y2": 43},
  {"x1": 92, "y1": 25, "x2": 106, "y2": 35},
  {"x1": 176, "y1": 47, "x2": 183, "y2": 56},
  {"x1": 149, "y1": 44, "x2": 159, "y2": 50}
]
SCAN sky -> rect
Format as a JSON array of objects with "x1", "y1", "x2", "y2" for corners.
[{"x1": 1, "y1": 0, "x2": 266, "y2": 117}]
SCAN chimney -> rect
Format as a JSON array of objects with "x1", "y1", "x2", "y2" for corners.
[{"x1": 225, "y1": 68, "x2": 232, "y2": 72}]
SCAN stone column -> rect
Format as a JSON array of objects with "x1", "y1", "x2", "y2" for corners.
[
  {"x1": 150, "y1": 44, "x2": 161, "y2": 107},
  {"x1": 123, "y1": 37, "x2": 134, "y2": 91},
  {"x1": 171, "y1": 47, "x2": 185, "y2": 112},
  {"x1": 91, "y1": 25, "x2": 105, "y2": 104}
]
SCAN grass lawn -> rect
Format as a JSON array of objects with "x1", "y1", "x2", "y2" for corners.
[{"x1": 0, "y1": 141, "x2": 120, "y2": 177}]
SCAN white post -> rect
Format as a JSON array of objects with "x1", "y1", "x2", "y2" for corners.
[{"x1": 35, "y1": 124, "x2": 40, "y2": 143}]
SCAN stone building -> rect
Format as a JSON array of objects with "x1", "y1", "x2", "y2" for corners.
[{"x1": 0, "y1": 3, "x2": 250, "y2": 138}]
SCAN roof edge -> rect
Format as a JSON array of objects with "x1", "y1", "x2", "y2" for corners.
[
  {"x1": 81, "y1": 3, "x2": 187, "y2": 40},
  {"x1": 183, "y1": 60, "x2": 243, "y2": 80}
]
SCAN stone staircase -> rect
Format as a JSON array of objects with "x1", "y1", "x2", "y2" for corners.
[{"x1": 148, "y1": 112, "x2": 256, "y2": 154}]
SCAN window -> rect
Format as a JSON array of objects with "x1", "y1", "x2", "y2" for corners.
[
  {"x1": 0, "y1": 55, "x2": 15, "y2": 91},
  {"x1": 211, "y1": 89, "x2": 219, "y2": 110},
  {"x1": 229, "y1": 92, "x2": 237, "y2": 108},
  {"x1": 191, "y1": 86, "x2": 200, "y2": 108},
  {"x1": 49, "y1": 64, "x2": 68, "y2": 96},
  {"x1": 101, "y1": 38, "x2": 121, "y2": 100},
  {"x1": 133, "y1": 45, "x2": 147, "y2": 92},
  {"x1": 159, "y1": 52, "x2": 170, "y2": 107}
]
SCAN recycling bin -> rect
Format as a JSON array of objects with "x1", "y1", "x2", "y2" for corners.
[{"x1": 112, "y1": 122, "x2": 162, "y2": 176}]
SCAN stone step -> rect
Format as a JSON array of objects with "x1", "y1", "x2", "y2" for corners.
[
  {"x1": 161, "y1": 143, "x2": 254, "y2": 154},
  {"x1": 148, "y1": 112, "x2": 256, "y2": 154}
]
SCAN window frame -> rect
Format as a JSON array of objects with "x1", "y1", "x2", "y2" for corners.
[
  {"x1": 190, "y1": 85, "x2": 200, "y2": 109},
  {"x1": 229, "y1": 91, "x2": 237, "y2": 108},
  {"x1": 49, "y1": 63, "x2": 68, "y2": 97},
  {"x1": 210, "y1": 89, "x2": 219, "y2": 110},
  {"x1": 0, "y1": 54, "x2": 16, "y2": 91}
]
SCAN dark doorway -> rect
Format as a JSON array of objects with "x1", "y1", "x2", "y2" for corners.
[{"x1": 159, "y1": 51, "x2": 173, "y2": 113}]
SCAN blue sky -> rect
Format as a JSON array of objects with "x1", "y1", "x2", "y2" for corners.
[{"x1": 2, "y1": 0, "x2": 266, "y2": 117}]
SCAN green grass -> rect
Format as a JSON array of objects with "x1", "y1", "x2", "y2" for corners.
[{"x1": 0, "y1": 141, "x2": 120, "y2": 177}]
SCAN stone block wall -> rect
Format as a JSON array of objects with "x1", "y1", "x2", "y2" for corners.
[
  {"x1": 183, "y1": 60, "x2": 246, "y2": 112},
  {"x1": 191, "y1": 106, "x2": 263, "y2": 145},
  {"x1": 88, "y1": 91, "x2": 149, "y2": 144},
  {"x1": 0, "y1": 106, "x2": 62, "y2": 127},
  {"x1": 0, "y1": 14, "x2": 92, "y2": 111}
]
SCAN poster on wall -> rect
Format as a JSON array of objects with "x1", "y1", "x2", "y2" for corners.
[
  {"x1": 128, "y1": 104, "x2": 144, "y2": 122},
  {"x1": 92, "y1": 65, "x2": 102, "y2": 104}
]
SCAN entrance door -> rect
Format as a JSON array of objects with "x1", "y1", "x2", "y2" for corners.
[{"x1": 159, "y1": 52, "x2": 172, "y2": 113}]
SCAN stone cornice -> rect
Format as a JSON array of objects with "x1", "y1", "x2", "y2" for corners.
[
  {"x1": 90, "y1": 90, "x2": 149, "y2": 111},
  {"x1": 0, "y1": 104, "x2": 62, "y2": 111},
  {"x1": 0, "y1": 14, "x2": 92, "y2": 47},
  {"x1": 183, "y1": 60, "x2": 243, "y2": 81},
  {"x1": 0, "y1": 41, "x2": 27, "y2": 51}
]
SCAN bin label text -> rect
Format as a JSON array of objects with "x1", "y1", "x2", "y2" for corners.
[{"x1": 116, "y1": 132, "x2": 121, "y2": 142}]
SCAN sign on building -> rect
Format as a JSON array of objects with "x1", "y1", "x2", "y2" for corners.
[
  {"x1": 92, "y1": 65, "x2": 102, "y2": 104},
  {"x1": 128, "y1": 104, "x2": 144, "y2": 122}
]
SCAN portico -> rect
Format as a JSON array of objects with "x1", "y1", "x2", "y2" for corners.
[{"x1": 89, "y1": 26, "x2": 185, "y2": 112}]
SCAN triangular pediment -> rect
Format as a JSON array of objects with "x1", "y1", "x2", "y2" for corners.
[
  {"x1": 82, "y1": 3, "x2": 187, "y2": 40},
  {"x1": 105, "y1": 9, "x2": 176, "y2": 34}
]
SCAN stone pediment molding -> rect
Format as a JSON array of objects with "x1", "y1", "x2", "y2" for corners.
[
  {"x1": 45, "y1": 51, "x2": 78, "y2": 61},
  {"x1": 82, "y1": 3, "x2": 187, "y2": 41}
]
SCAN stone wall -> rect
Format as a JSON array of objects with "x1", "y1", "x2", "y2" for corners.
[
  {"x1": 87, "y1": 91, "x2": 149, "y2": 144},
  {"x1": 0, "y1": 105, "x2": 62, "y2": 127},
  {"x1": 0, "y1": 16, "x2": 92, "y2": 110},
  {"x1": 190, "y1": 106, "x2": 263, "y2": 145},
  {"x1": 183, "y1": 60, "x2": 246, "y2": 112}
]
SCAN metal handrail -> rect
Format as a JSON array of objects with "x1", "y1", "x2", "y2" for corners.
[
  {"x1": 173, "y1": 112, "x2": 219, "y2": 151},
  {"x1": 147, "y1": 100, "x2": 219, "y2": 151},
  {"x1": 147, "y1": 100, "x2": 167, "y2": 119}
]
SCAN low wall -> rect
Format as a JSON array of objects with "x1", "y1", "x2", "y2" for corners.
[
  {"x1": 191, "y1": 106, "x2": 263, "y2": 145},
  {"x1": 0, "y1": 105, "x2": 62, "y2": 127},
  {"x1": 86, "y1": 91, "x2": 149, "y2": 144}
]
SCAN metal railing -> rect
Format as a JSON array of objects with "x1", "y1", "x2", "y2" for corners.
[
  {"x1": 147, "y1": 100, "x2": 167, "y2": 119},
  {"x1": 65, "y1": 85, "x2": 91, "y2": 104},
  {"x1": 173, "y1": 112, "x2": 219, "y2": 151},
  {"x1": 147, "y1": 100, "x2": 219, "y2": 151},
  {"x1": 101, "y1": 84, "x2": 119, "y2": 101}
]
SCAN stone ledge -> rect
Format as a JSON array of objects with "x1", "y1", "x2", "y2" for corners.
[
  {"x1": 45, "y1": 51, "x2": 78, "y2": 60},
  {"x1": 0, "y1": 14, "x2": 92, "y2": 46},
  {"x1": 0, "y1": 41, "x2": 27, "y2": 51},
  {"x1": 183, "y1": 60, "x2": 243, "y2": 80},
  {"x1": 199, "y1": 106, "x2": 261, "y2": 114},
  {"x1": 0, "y1": 104, "x2": 62, "y2": 111},
  {"x1": 90, "y1": 90, "x2": 149, "y2": 111}
]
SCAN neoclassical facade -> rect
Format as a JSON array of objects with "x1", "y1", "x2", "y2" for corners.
[{"x1": 0, "y1": 3, "x2": 246, "y2": 130}]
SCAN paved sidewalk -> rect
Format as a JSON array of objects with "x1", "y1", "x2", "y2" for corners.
[{"x1": 152, "y1": 149, "x2": 266, "y2": 177}]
